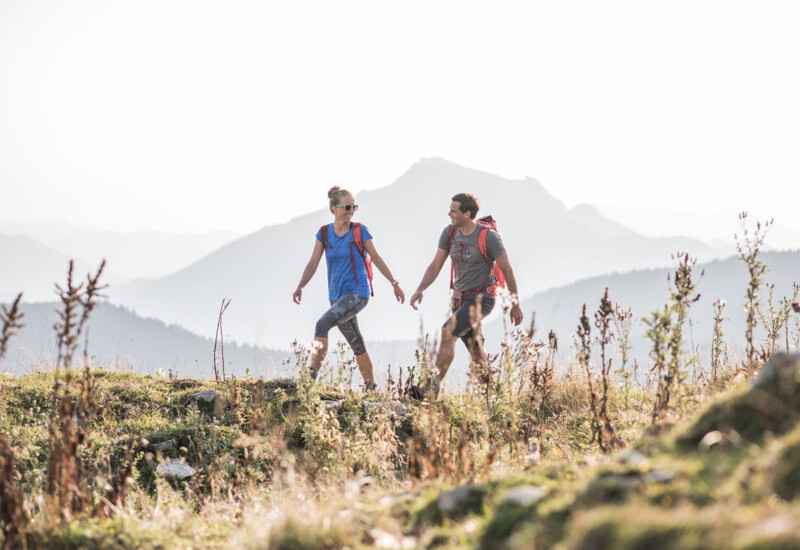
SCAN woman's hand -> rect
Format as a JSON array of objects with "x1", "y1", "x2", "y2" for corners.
[
  {"x1": 393, "y1": 284, "x2": 405, "y2": 304},
  {"x1": 292, "y1": 288, "x2": 303, "y2": 304}
]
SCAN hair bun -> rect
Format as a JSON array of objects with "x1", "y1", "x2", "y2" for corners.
[{"x1": 327, "y1": 186, "x2": 341, "y2": 199}]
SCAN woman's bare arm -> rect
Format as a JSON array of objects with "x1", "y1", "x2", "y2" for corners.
[{"x1": 293, "y1": 239, "x2": 325, "y2": 304}]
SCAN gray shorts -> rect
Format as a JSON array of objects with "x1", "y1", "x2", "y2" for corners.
[
  {"x1": 443, "y1": 292, "x2": 496, "y2": 352},
  {"x1": 314, "y1": 292, "x2": 369, "y2": 355}
]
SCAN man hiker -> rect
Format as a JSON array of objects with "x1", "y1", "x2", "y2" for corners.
[{"x1": 408, "y1": 192, "x2": 523, "y2": 399}]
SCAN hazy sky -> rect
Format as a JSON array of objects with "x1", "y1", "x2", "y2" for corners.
[{"x1": 2, "y1": 1, "x2": 799, "y2": 235}]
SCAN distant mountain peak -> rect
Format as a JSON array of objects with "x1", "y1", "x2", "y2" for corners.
[
  {"x1": 401, "y1": 157, "x2": 495, "y2": 180},
  {"x1": 570, "y1": 203, "x2": 601, "y2": 216}
]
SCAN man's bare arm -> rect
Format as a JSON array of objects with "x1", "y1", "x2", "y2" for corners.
[
  {"x1": 494, "y1": 252, "x2": 523, "y2": 325},
  {"x1": 409, "y1": 248, "x2": 449, "y2": 310}
]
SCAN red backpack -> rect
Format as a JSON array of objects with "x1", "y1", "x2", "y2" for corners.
[
  {"x1": 319, "y1": 222, "x2": 374, "y2": 296},
  {"x1": 447, "y1": 215, "x2": 506, "y2": 300}
]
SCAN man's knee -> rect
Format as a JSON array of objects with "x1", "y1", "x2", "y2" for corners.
[
  {"x1": 463, "y1": 333, "x2": 484, "y2": 355},
  {"x1": 440, "y1": 326, "x2": 458, "y2": 345}
]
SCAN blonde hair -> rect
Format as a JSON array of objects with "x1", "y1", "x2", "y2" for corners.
[{"x1": 328, "y1": 186, "x2": 353, "y2": 212}]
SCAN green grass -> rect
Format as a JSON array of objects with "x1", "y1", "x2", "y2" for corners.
[{"x1": 1, "y1": 357, "x2": 800, "y2": 549}]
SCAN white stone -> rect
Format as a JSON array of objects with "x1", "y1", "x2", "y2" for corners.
[
  {"x1": 645, "y1": 469, "x2": 677, "y2": 483},
  {"x1": 437, "y1": 485, "x2": 473, "y2": 514},
  {"x1": 618, "y1": 450, "x2": 647, "y2": 466},
  {"x1": 193, "y1": 389, "x2": 218, "y2": 403},
  {"x1": 369, "y1": 529, "x2": 402, "y2": 549},
  {"x1": 698, "y1": 430, "x2": 726, "y2": 450},
  {"x1": 153, "y1": 438, "x2": 176, "y2": 451},
  {"x1": 503, "y1": 486, "x2": 545, "y2": 507},
  {"x1": 362, "y1": 401, "x2": 413, "y2": 419},
  {"x1": 322, "y1": 399, "x2": 343, "y2": 410},
  {"x1": 393, "y1": 403, "x2": 413, "y2": 418},
  {"x1": 156, "y1": 458, "x2": 196, "y2": 479}
]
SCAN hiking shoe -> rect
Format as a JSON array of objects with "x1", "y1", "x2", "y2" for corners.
[
  {"x1": 408, "y1": 384, "x2": 439, "y2": 401},
  {"x1": 408, "y1": 385, "x2": 426, "y2": 401},
  {"x1": 363, "y1": 381, "x2": 379, "y2": 393}
]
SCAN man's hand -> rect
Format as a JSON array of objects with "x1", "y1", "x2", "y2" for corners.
[
  {"x1": 292, "y1": 288, "x2": 302, "y2": 304},
  {"x1": 394, "y1": 284, "x2": 406, "y2": 304},
  {"x1": 510, "y1": 304, "x2": 523, "y2": 326},
  {"x1": 410, "y1": 290, "x2": 423, "y2": 310}
]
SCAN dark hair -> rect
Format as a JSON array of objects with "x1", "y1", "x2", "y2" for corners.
[
  {"x1": 328, "y1": 186, "x2": 353, "y2": 212},
  {"x1": 451, "y1": 193, "x2": 480, "y2": 220}
]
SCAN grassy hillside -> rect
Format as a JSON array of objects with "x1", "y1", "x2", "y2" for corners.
[{"x1": 2, "y1": 346, "x2": 799, "y2": 549}]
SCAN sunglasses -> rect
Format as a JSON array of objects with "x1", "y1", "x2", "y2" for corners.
[{"x1": 334, "y1": 204, "x2": 359, "y2": 212}]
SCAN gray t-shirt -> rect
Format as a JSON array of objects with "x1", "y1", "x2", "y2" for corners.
[{"x1": 438, "y1": 224, "x2": 506, "y2": 296}]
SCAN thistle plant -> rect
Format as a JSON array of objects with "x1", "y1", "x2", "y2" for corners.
[
  {"x1": 711, "y1": 299, "x2": 727, "y2": 385},
  {"x1": 332, "y1": 340, "x2": 358, "y2": 389},
  {"x1": 54, "y1": 261, "x2": 81, "y2": 369},
  {"x1": 576, "y1": 304, "x2": 603, "y2": 448},
  {"x1": 613, "y1": 303, "x2": 634, "y2": 406},
  {"x1": 756, "y1": 283, "x2": 796, "y2": 358},
  {"x1": 666, "y1": 252, "x2": 702, "y2": 414},
  {"x1": 593, "y1": 288, "x2": 622, "y2": 450},
  {"x1": 645, "y1": 255, "x2": 701, "y2": 422},
  {"x1": 54, "y1": 260, "x2": 107, "y2": 369},
  {"x1": 412, "y1": 323, "x2": 438, "y2": 396},
  {"x1": 787, "y1": 283, "x2": 800, "y2": 351},
  {"x1": 644, "y1": 305, "x2": 672, "y2": 422},
  {"x1": 506, "y1": 319, "x2": 549, "y2": 443},
  {"x1": 0, "y1": 293, "x2": 24, "y2": 364},
  {"x1": 791, "y1": 286, "x2": 800, "y2": 352},
  {"x1": 735, "y1": 212, "x2": 772, "y2": 375}
]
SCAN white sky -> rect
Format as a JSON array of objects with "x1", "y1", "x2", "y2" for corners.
[{"x1": 1, "y1": 1, "x2": 799, "y2": 235}]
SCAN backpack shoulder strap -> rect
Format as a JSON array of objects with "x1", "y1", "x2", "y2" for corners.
[
  {"x1": 447, "y1": 224, "x2": 457, "y2": 249},
  {"x1": 448, "y1": 225, "x2": 457, "y2": 290},
  {"x1": 320, "y1": 225, "x2": 330, "y2": 250},
  {"x1": 351, "y1": 222, "x2": 364, "y2": 255},
  {"x1": 349, "y1": 222, "x2": 374, "y2": 296},
  {"x1": 477, "y1": 225, "x2": 491, "y2": 259}
]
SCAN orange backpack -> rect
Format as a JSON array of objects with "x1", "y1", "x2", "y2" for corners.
[
  {"x1": 319, "y1": 222, "x2": 374, "y2": 296},
  {"x1": 447, "y1": 215, "x2": 506, "y2": 300}
]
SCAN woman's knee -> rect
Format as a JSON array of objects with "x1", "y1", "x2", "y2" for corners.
[
  {"x1": 350, "y1": 339, "x2": 367, "y2": 356},
  {"x1": 340, "y1": 324, "x2": 367, "y2": 355},
  {"x1": 315, "y1": 317, "x2": 333, "y2": 339}
]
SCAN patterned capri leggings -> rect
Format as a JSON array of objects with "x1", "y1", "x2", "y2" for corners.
[{"x1": 314, "y1": 292, "x2": 369, "y2": 355}]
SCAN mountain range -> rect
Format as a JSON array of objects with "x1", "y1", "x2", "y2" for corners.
[
  {"x1": 0, "y1": 222, "x2": 240, "y2": 280},
  {"x1": 6, "y1": 158, "x2": 798, "y2": 378},
  {"x1": 482, "y1": 249, "x2": 800, "y2": 367},
  {"x1": 2, "y1": 302, "x2": 289, "y2": 378},
  {"x1": 0, "y1": 234, "x2": 128, "y2": 303}
]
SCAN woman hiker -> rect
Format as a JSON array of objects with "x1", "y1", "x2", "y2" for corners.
[{"x1": 293, "y1": 186, "x2": 405, "y2": 391}]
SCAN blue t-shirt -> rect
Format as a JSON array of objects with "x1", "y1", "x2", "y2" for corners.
[{"x1": 316, "y1": 223, "x2": 373, "y2": 301}]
